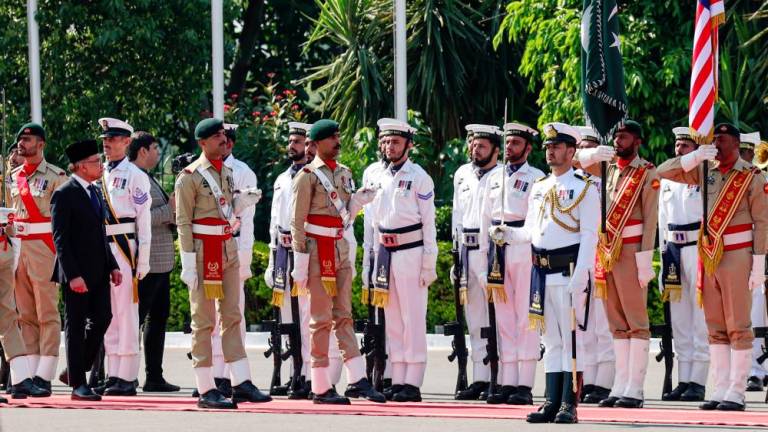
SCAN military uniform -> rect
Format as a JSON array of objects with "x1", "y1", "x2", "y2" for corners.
[
  {"x1": 10, "y1": 157, "x2": 66, "y2": 385},
  {"x1": 657, "y1": 123, "x2": 768, "y2": 410}
]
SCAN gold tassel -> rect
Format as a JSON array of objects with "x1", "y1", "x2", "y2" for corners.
[
  {"x1": 528, "y1": 313, "x2": 545, "y2": 333},
  {"x1": 372, "y1": 288, "x2": 389, "y2": 308},
  {"x1": 598, "y1": 236, "x2": 623, "y2": 273},
  {"x1": 487, "y1": 283, "x2": 507, "y2": 304},
  {"x1": 270, "y1": 290, "x2": 284, "y2": 307},
  {"x1": 132, "y1": 277, "x2": 139, "y2": 303},
  {"x1": 697, "y1": 289, "x2": 703, "y2": 308},
  {"x1": 292, "y1": 282, "x2": 309, "y2": 297},
  {"x1": 204, "y1": 282, "x2": 224, "y2": 300},
  {"x1": 662, "y1": 285, "x2": 682, "y2": 303},
  {"x1": 321, "y1": 277, "x2": 337, "y2": 297},
  {"x1": 594, "y1": 280, "x2": 608, "y2": 300},
  {"x1": 698, "y1": 230, "x2": 723, "y2": 276},
  {"x1": 361, "y1": 287, "x2": 370, "y2": 305},
  {"x1": 459, "y1": 287, "x2": 468, "y2": 306}
]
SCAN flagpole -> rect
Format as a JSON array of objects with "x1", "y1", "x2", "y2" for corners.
[
  {"x1": 211, "y1": 0, "x2": 225, "y2": 119},
  {"x1": 394, "y1": 0, "x2": 407, "y2": 121},
  {"x1": 27, "y1": 0, "x2": 42, "y2": 123}
]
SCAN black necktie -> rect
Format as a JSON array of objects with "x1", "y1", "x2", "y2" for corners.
[
  {"x1": 87, "y1": 184, "x2": 102, "y2": 215},
  {"x1": 107, "y1": 158, "x2": 124, "y2": 172}
]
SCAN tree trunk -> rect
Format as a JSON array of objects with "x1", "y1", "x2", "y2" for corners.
[{"x1": 226, "y1": 0, "x2": 266, "y2": 98}]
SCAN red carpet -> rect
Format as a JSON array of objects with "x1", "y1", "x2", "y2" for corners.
[{"x1": 3, "y1": 395, "x2": 768, "y2": 427}]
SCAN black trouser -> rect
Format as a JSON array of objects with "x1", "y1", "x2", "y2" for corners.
[
  {"x1": 62, "y1": 281, "x2": 112, "y2": 388},
  {"x1": 138, "y1": 272, "x2": 171, "y2": 381}
]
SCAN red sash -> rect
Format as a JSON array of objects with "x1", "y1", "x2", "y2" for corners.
[
  {"x1": 15, "y1": 172, "x2": 55, "y2": 253},
  {"x1": 598, "y1": 165, "x2": 647, "y2": 272},
  {"x1": 306, "y1": 214, "x2": 343, "y2": 297},
  {"x1": 192, "y1": 217, "x2": 232, "y2": 300}
]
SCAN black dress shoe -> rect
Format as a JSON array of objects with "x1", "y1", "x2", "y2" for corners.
[
  {"x1": 580, "y1": 384, "x2": 594, "y2": 402},
  {"x1": 314, "y1": 387, "x2": 351, "y2": 404},
  {"x1": 94, "y1": 377, "x2": 118, "y2": 395},
  {"x1": 699, "y1": 400, "x2": 720, "y2": 410},
  {"x1": 287, "y1": 378, "x2": 311, "y2": 400},
  {"x1": 0, "y1": 395, "x2": 7, "y2": 403},
  {"x1": 554, "y1": 402, "x2": 578, "y2": 424},
  {"x1": 198, "y1": 389, "x2": 237, "y2": 409},
  {"x1": 192, "y1": 389, "x2": 200, "y2": 398},
  {"x1": 383, "y1": 384, "x2": 404, "y2": 401},
  {"x1": 71, "y1": 384, "x2": 101, "y2": 401},
  {"x1": 143, "y1": 378, "x2": 181, "y2": 392},
  {"x1": 232, "y1": 380, "x2": 272, "y2": 403},
  {"x1": 598, "y1": 395, "x2": 620, "y2": 407},
  {"x1": 344, "y1": 378, "x2": 386, "y2": 403},
  {"x1": 526, "y1": 401, "x2": 559, "y2": 423},
  {"x1": 32, "y1": 376, "x2": 52, "y2": 393},
  {"x1": 583, "y1": 386, "x2": 610, "y2": 404},
  {"x1": 746, "y1": 376, "x2": 763, "y2": 392},
  {"x1": 59, "y1": 368, "x2": 69, "y2": 386},
  {"x1": 11, "y1": 378, "x2": 51, "y2": 399},
  {"x1": 392, "y1": 384, "x2": 422, "y2": 402},
  {"x1": 508, "y1": 385, "x2": 533, "y2": 405},
  {"x1": 662, "y1": 382, "x2": 689, "y2": 401},
  {"x1": 486, "y1": 385, "x2": 515, "y2": 405},
  {"x1": 215, "y1": 378, "x2": 233, "y2": 398},
  {"x1": 455, "y1": 381, "x2": 488, "y2": 400},
  {"x1": 680, "y1": 383, "x2": 705, "y2": 401},
  {"x1": 615, "y1": 396, "x2": 643, "y2": 408},
  {"x1": 104, "y1": 378, "x2": 138, "y2": 396},
  {"x1": 716, "y1": 400, "x2": 745, "y2": 411}
]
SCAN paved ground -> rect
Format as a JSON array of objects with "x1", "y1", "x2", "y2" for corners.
[{"x1": 1, "y1": 346, "x2": 767, "y2": 431}]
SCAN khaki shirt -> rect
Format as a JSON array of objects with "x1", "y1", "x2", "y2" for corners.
[
  {"x1": 291, "y1": 157, "x2": 355, "y2": 254},
  {"x1": 174, "y1": 153, "x2": 237, "y2": 256},
  {"x1": 657, "y1": 157, "x2": 768, "y2": 255},
  {"x1": 10, "y1": 159, "x2": 67, "y2": 220},
  {"x1": 581, "y1": 155, "x2": 660, "y2": 252}
]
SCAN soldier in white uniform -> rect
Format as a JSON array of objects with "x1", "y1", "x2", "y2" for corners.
[
  {"x1": 574, "y1": 126, "x2": 615, "y2": 404},
  {"x1": 481, "y1": 122, "x2": 544, "y2": 405},
  {"x1": 369, "y1": 119, "x2": 437, "y2": 402},
  {"x1": 500, "y1": 123, "x2": 599, "y2": 424},
  {"x1": 657, "y1": 127, "x2": 709, "y2": 401},
  {"x1": 97, "y1": 118, "x2": 152, "y2": 396},
  {"x1": 452, "y1": 124, "x2": 502, "y2": 400}
]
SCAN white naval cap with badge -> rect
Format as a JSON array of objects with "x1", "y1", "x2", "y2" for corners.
[
  {"x1": 740, "y1": 131, "x2": 761, "y2": 150},
  {"x1": 377, "y1": 118, "x2": 416, "y2": 138},
  {"x1": 98, "y1": 118, "x2": 134, "y2": 138},
  {"x1": 288, "y1": 122, "x2": 313, "y2": 136},
  {"x1": 672, "y1": 126, "x2": 695, "y2": 142},
  {"x1": 503, "y1": 122, "x2": 538, "y2": 142},
  {"x1": 542, "y1": 122, "x2": 582, "y2": 146},
  {"x1": 576, "y1": 126, "x2": 600, "y2": 144}
]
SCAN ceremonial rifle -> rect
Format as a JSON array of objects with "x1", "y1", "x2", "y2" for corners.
[
  {"x1": 442, "y1": 228, "x2": 468, "y2": 394},
  {"x1": 285, "y1": 255, "x2": 303, "y2": 394},
  {"x1": 754, "y1": 325, "x2": 768, "y2": 403},
  {"x1": 651, "y1": 298, "x2": 674, "y2": 398},
  {"x1": 262, "y1": 254, "x2": 292, "y2": 396}
]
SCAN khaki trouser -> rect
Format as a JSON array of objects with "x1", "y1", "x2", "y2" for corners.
[
  {"x1": 703, "y1": 247, "x2": 754, "y2": 350},
  {"x1": 605, "y1": 242, "x2": 650, "y2": 340},
  {"x1": 15, "y1": 239, "x2": 60, "y2": 356},
  {"x1": 0, "y1": 243, "x2": 28, "y2": 360},
  {"x1": 307, "y1": 237, "x2": 360, "y2": 368},
  {"x1": 189, "y1": 238, "x2": 245, "y2": 368}
]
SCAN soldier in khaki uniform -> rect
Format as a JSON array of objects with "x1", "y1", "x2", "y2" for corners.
[
  {"x1": 176, "y1": 118, "x2": 270, "y2": 409},
  {"x1": 658, "y1": 123, "x2": 768, "y2": 411},
  {"x1": 575, "y1": 120, "x2": 660, "y2": 408},
  {"x1": 10, "y1": 123, "x2": 67, "y2": 391},
  {"x1": 291, "y1": 119, "x2": 384, "y2": 405}
]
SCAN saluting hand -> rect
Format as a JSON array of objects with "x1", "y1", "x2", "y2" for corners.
[
  {"x1": 110, "y1": 269, "x2": 123, "y2": 286},
  {"x1": 69, "y1": 277, "x2": 88, "y2": 294}
]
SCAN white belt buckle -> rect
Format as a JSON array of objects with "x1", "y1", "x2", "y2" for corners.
[
  {"x1": 672, "y1": 231, "x2": 688, "y2": 243},
  {"x1": 380, "y1": 233, "x2": 399, "y2": 247},
  {"x1": 280, "y1": 233, "x2": 293, "y2": 247},
  {"x1": 463, "y1": 233, "x2": 478, "y2": 247}
]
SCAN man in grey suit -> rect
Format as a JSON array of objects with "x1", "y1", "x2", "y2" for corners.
[{"x1": 129, "y1": 132, "x2": 179, "y2": 392}]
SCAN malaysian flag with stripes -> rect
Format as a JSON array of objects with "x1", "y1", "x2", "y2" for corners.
[{"x1": 688, "y1": 0, "x2": 725, "y2": 143}]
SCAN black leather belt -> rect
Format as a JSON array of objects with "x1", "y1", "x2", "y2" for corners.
[
  {"x1": 492, "y1": 219, "x2": 525, "y2": 228},
  {"x1": 379, "y1": 223, "x2": 423, "y2": 252},
  {"x1": 668, "y1": 222, "x2": 701, "y2": 231},
  {"x1": 531, "y1": 244, "x2": 580, "y2": 275}
]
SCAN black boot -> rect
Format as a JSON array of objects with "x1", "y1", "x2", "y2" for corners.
[
  {"x1": 554, "y1": 372, "x2": 581, "y2": 424},
  {"x1": 344, "y1": 378, "x2": 386, "y2": 403},
  {"x1": 455, "y1": 381, "x2": 488, "y2": 400},
  {"x1": 662, "y1": 382, "x2": 689, "y2": 401},
  {"x1": 10, "y1": 378, "x2": 51, "y2": 398},
  {"x1": 32, "y1": 376, "x2": 52, "y2": 393},
  {"x1": 143, "y1": 377, "x2": 181, "y2": 392},
  {"x1": 103, "y1": 378, "x2": 137, "y2": 396},
  {"x1": 313, "y1": 387, "x2": 351, "y2": 405},
  {"x1": 392, "y1": 384, "x2": 422, "y2": 402},
  {"x1": 680, "y1": 382, "x2": 705, "y2": 401},
  {"x1": 93, "y1": 377, "x2": 118, "y2": 395},
  {"x1": 508, "y1": 385, "x2": 533, "y2": 405},
  {"x1": 288, "y1": 376, "x2": 311, "y2": 400},
  {"x1": 232, "y1": 380, "x2": 272, "y2": 403},
  {"x1": 716, "y1": 400, "x2": 745, "y2": 411},
  {"x1": 580, "y1": 384, "x2": 594, "y2": 402},
  {"x1": 486, "y1": 385, "x2": 515, "y2": 405},
  {"x1": 527, "y1": 372, "x2": 563, "y2": 423},
  {"x1": 383, "y1": 384, "x2": 404, "y2": 401},
  {"x1": 699, "y1": 400, "x2": 720, "y2": 410},
  {"x1": 198, "y1": 389, "x2": 237, "y2": 409},
  {"x1": 746, "y1": 376, "x2": 763, "y2": 392},
  {"x1": 215, "y1": 378, "x2": 233, "y2": 398},
  {"x1": 583, "y1": 385, "x2": 610, "y2": 404},
  {"x1": 598, "y1": 395, "x2": 620, "y2": 407},
  {"x1": 615, "y1": 395, "x2": 643, "y2": 408}
]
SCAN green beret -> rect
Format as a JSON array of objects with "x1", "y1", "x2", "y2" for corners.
[
  {"x1": 714, "y1": 122, "x2": 740, "y2": 138},
  {"x1": 195, "y1": 118, "x2": 224, "y2": 140},
  {"x1": 309, "y1": 119, "x2": 340, "y2": 141},
  {"x1": 15, "y1": 122, "x2": 45, "y2": 142},
  {"x1": 615, "y1": 119, "x2": 643, "y2": 138}
]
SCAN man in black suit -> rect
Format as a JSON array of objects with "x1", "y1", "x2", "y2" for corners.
[{"x1": 51, "y1": 140, "x2": 122, "y2": 401}]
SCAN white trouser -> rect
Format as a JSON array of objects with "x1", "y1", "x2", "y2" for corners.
[
  {"x1": 212, "y1": 279, "x2": 247, "y2": 378},
  {"x1": 464, "y1": 248, "x2": 490, "y2": 382},
  {"x1": 581, "y1": 294, "x2": 614, "y2": 387},
  {"x1": 542, "y1": 281, "x2": 585, "y2": 373},
  {"x1": 751, "y1": 287, "x2": 768, "y2": 378},
  {"x1": 670, "y1": 244, "x2": 710, "y2": 385},
  {"x1": 495, "y1": 244, "x2": 539, "y2": 362},
  {"x1": 104, "y1": 241, "x2": 140, "y2": 381},
  {"x1": 383, "y1": 246, "x2": 429, "y2": 387}
]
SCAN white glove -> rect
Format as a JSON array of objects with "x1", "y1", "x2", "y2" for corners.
[
  {"x1": 449, "y1": 265, "x2": 457, "y2": 285},
  {"x1": 238, "y1": 249, "x2": 253, "y2": 282},
  {"x1": 578, "y1": 145, "x2": 616, "y2": 168},
  {"x1": 348, "y1": 187, "x2": 378, "y2": 217},
  {"x1": 234, "y1": 187, "x2": 262, "y2": 215},
  {"x1": 11, "y1": 237, "x2": 20, "y2": 273},
  {"x1": 680, "y1": 144, "x2": 717, "y2": 171},
  {"x1": 343, "y1": 227, "x2": 357, "y2": 279},
  {"x1": 264, "y1": 247, "x2": 275, "y2": 288},
  {"x1": 136, "y1": 244, "x2": 151, "y2": 280},
  {"x1": 420, "y1": 255, "x2": 438, "y2": 288},
  {"x1": 136, "y1": 263, "x2": 151, "y2": 281},
  {"x1": 488, "y1": 225, "x2": 511, "y2": 246},
  {"x1": 291, "y1": 251, "x2": 310, "y2": 293},
  {"x1": 180, "y1": 252, "x2": 198, "y2": 290},
  {"x1": 566, "y1": 266, "x2": 590, "y2": 295},
  {"x1": 749, "y1": 255, "x2": 766, "y2": 292},
  {"x1": 635, "y1": 250, "x2": 655, "y2": 289},
  {"x1": 361, "y1": 249, "x2": 372, "y2": 288}
]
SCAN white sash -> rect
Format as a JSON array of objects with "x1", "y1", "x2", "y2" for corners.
[
  {"x1": 197, "y1": 165, "x2": 232, "y2": 221},
  {"x1": 306, "y1": 165, "x2": 350, "y2": 228}
]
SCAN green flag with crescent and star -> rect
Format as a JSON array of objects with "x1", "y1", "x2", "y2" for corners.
[{"x1": 581, "y1": 0, "x2": 628, "y2": 142}]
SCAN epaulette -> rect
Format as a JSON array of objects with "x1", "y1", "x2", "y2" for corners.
[
  {"x1": 753, "y1": 167, "x2": 762, "y2": 175},
  {"x1": 48, "y1": 164, "x2": 66, "y2": 175},
  {"x1": 302, "y1": 167, "x2": 311, "y2": 173},
  {"x1": 535, "y1": 175, "x2": 549, "y2": 183},
  {"x1": 573, "y1": 173, "x2": 586, "y2": 181}
]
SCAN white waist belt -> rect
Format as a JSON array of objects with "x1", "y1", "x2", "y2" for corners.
[
  {"x1": 305, "y1": 223, "x2": 344, "y2": 238},
  {"x1": 192, "y1": 224, "x2": 231, "y2": 236},
  {"x1": 665, "y1": 229, "x2": 698, "y2": 244},
  {"x1": 15, "y1": 221, "x2": 52, "y2": 235},
  {"x1": 378, "y1": 230, "x2": 423, "y2": 247},
  {"x1": 106, "y1": 222, "x2": 135, "y2": 236},
  {"x1": 723, "y1": 230, "x2": 752, "y2": 246},
  {"x1": 622, "y1": 223, "x2": 643, "y2": 238}
]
